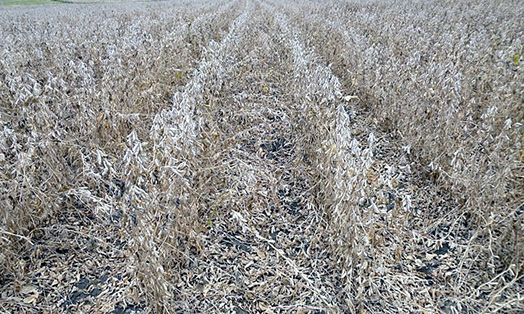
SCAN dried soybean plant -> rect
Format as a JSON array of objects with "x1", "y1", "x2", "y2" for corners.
[
  {"x1": 1, "y1": 0, "x2": 522, "y2": 312},
  {"x1": 0, "y1": 0, "x2": 241, "y2": 311},
  {"x1": 270, "y1": 6, "x2": 400, "y2": 311},
  {"x1": 128, "y1": 0, "x2": 252, "y2": 309},
  {"x1": 278, "y1": 0, "x2": 523, "y2": 312}
]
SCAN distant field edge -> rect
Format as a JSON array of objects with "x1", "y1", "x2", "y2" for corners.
[{"x1": 0, "y1": 0, "x2": 171, "y2": 6}]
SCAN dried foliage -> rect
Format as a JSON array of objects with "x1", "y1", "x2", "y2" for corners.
[
  {"x1": 1, "y1": 0, "x2": 522, "y2": 313},
  {"x1": 1, "y1": 0, "x2": 243, "y2": 311},
  {"x1": 272, "y1": 0, "x2": 524, "y2": 312}
]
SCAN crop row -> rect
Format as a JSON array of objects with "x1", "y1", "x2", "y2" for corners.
[
  {"x1": 0, "y1": 0, "x2": 243, "y2": 311},
  {"x1": 275, "y1": 0, "x2": 523, "y2": 312}
]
